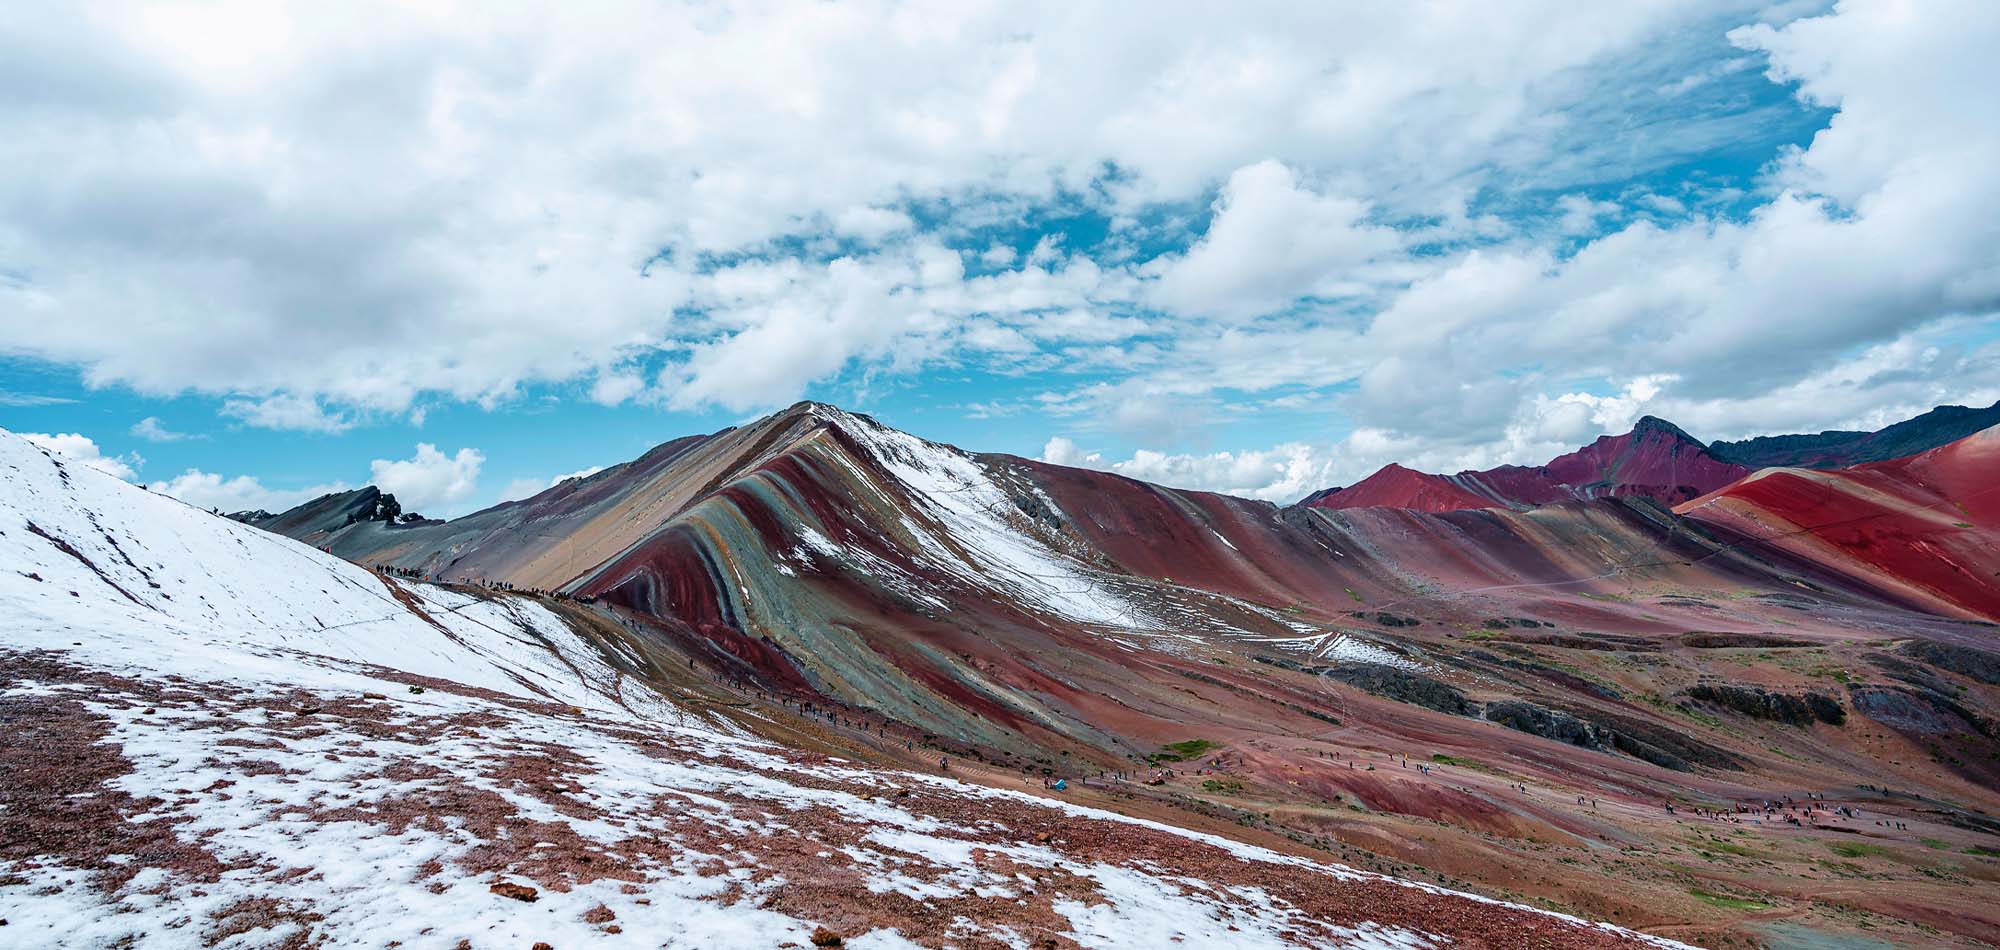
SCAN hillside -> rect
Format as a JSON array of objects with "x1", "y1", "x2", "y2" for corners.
[
  {"x1": 1309, "y1": 417, "x2": 1748, "y2": 512},
  {"x1": 218, "y1": 402, "x2": 2000, "y2": 945},
  {"x1": 1679, "y1": 424, "x2": 2000, "y2": 620},
  {"x1": 2, "y1": 426, "x2": 1719, "y2": 949}
]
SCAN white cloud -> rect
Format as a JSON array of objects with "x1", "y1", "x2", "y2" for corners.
[
  {"x1": 148, "y1": 469, "x2": 347, "y2": 515},
  {"x1": 1554, "y1": 194, "x2": 1620, "y2": 236},
  {"x1": 0, "y1": 0, "x2": 1742, "y2": 422},
  {"x1": 130, "y1": 416, "x2": 199, "y2": 442},
  {"x1": 0, "y1": 391, "x2": 76, "y2": 407},
  {"x1": 221, "y1": 393, "x2": 354, "y2": 433},
  {"x1": 21, "y1": 431, "x2": 141, "y2": 481},
  {"x1": 1038, "y1": 436, "x2": 1099, "y2": 468},
  {"x1": 2, "y1": 0, "x2": 1992, "y2": 474},
  {"x1": 833, "y1": 205, "x2": 915, "y2": 242},
  {"x1": 369, "y1": 443, "x2": 484, "y2": 513},
  {"x1": 1041, "y1": 435, "x2": 1341, "y2": 503},
  {"x1": 1145, "y1": 160, "x2": 1400, "y2": 319}
]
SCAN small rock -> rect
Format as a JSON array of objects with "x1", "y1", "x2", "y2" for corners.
[
  {"x1": 604, "y1": 925, "x2": 622, "y2": 935},
  {"x1": 298, "y1": 705, "x2": 322, "y2": 715},
  {"x1": 811, "y1": 926, "x2": 844, "y2": 947},
  {"x1": 489, "y1": 882, "x2": 539, "y2": 903},
  {"x1": 363, "y1": 692, "x2": 388, "y2": 700},
  {"x1": 141, "y1": 708, "x2": 156, "y2": 715},
  {"x1": 532, "y1": 943, "x2": 553, "y2": 950}
]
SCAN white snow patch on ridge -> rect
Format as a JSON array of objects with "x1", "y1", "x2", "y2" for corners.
[{"x1": 812, "y1": 408, "x2": 1151, "y2": 630}]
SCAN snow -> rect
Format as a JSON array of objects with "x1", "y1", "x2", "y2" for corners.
[
  {"x1": 0, "y1": 428, "x2": 1693, "y2": 949},
  {"x1": 812, "y1": 407, "x2": 1153, "y2": 630}
]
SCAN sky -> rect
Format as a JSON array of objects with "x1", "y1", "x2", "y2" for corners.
[{"x1": 3, "y1": 0, "x2": 1998, "y2": 517}]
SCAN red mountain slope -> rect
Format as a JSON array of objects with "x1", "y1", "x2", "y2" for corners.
[
  {"x1": 1310, "y1": 417, "x2": 1750, "y2": 512},
  {"x1": 1677, "y1": 425, "x2": 2000, "y2": 620},
  {"x1": 1304, "y1": 463, "x2": 1496, "y2": 512}
]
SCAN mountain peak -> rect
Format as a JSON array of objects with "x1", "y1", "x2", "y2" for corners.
[{"x1": 1629, "y1": 415, "x2": 1700, "y2": 444}]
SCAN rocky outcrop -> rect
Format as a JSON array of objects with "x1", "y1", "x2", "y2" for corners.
[
  {"x1": 1897, "y1": 641, "x2": 2000, "y2": 685},
  {"x1": 1679, "y1": 631, "x2": 1813, "y2": 649},
  {"x1": 1683, "y1": 683, "x2": 1845, "y2": 726},
  {"x1": 1465, "y1": 650, "x2": 1623, "y2": 701},
  {"x1": 1322, "y1": 663, "x2": 1476, "y2": 716},
  {"x1": 1484, "y1": 702, "x2": 1608, "y2": 750},
  {"x1": 1484, "y1": 700, "x2": 1744, "y2": 772},
  {"x1": 1849, "y1": 684, "x2": 1995, "y2": 739}
]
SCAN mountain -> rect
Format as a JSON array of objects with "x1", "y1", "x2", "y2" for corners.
[
  {"x1": 1708, "y1": 400, "x2": 2000, "y2": 469},
  {"x1": 1309, "y1": 416, "x2": 1749, "y2": 512},
  {"x1": 4, "y1": 426, "x2": 1717, "y2": 949},
  {"x1": 1679, "y1": 423, "x2": 2000, "y2": 620},
  {"x1": 1301, "y1": 462, "x2": 1496, "y2": 512},
  {"x1": 202, "y1": 403, "x2": 2000, "y2": 945}
]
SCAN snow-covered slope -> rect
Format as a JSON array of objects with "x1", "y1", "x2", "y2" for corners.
[{"x1": 1, "y1": 429, "x2": 1688, "y2": 948}]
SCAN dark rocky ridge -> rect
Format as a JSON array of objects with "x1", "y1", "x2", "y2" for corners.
[{"x1": 1708, "y1": 400, "x2": 2000, "y2": 469}]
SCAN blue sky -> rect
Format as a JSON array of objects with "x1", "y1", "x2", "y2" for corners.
[{"x1": 3, "y1": 1, "x2": 1997, "y2": 515}]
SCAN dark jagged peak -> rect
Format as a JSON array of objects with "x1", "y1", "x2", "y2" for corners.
[{"x1": 1629, "y1": 415, "x2": 1703, "y2": 445}]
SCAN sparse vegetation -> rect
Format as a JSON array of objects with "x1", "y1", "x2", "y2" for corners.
[
  {"x1": 1151, "y1": 739, "x2": 1220, "y2": 763},
  {"x1": 1828, "y1": 841, "x2": 1888, "y2": 859},
  {"x1": 1688, "y1": 888, "x2": 1772, "y2": 911}
]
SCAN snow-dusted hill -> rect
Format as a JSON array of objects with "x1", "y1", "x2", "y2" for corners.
[{"x1": 0, "y1": 428, "x2": 1686, "y2": 949}]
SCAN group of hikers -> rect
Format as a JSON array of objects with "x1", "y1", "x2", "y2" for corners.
[
  {"x1": 368, "y1": 564, "x2": 595, "y2": 603},
  {"x1": 1659, "y1": 790, "x2": 1919, "y2": 834}
]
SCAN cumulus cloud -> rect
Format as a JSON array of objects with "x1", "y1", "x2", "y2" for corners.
[
  {"x1": 148, "y1": 470, "x2": 347, "y2": 515},
  {"x1": 2, "y1": 0, "x2": 1993, "y2": 483},
  {"x1": 20, "y1": 432, "x2": 141, "y2": 481},
  {"x1": 130, "y1": 416, "x2": 200, "y2": 442},
  {"x1": 0, "y1": 0, "x2": 1745, "y2": 424},
  {"x1": 1041, "y1": 435, "x2": 1342, "y2": 503},
  {"x1": 221, "y1": 394, "x2": 354, "y2": 433},
  {"x1": 369, "y1": 444, "x2": 484, "y2": 513},
  {"x1": 1145, "y1": 160, "x2": 1400, "y2": 319}
]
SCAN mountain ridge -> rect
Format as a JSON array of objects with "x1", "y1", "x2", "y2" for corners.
[{"x1": 67, "y1": 403, "x2": 2000, "y2": 945}]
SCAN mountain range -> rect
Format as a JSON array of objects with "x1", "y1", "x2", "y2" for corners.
[
  {"x1": 11, "y1": 400, "x2": 2000, "y2": 947},
  {"x1": 1305, "y1": 401, "x2": 2000, "y2": 515}
]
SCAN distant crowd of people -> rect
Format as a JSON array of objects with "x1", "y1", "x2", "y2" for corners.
[{"x1": 368, "y1": 564, "x2": 595, "y2": 603}]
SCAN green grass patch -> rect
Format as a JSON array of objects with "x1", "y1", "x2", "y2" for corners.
[
  {"x1": 1964, "y1": 845, "x2": 2000, "y2": 858},
  {"x1": 1827, "y1": 841, "x2": 1888, "y2": 859},
  {"x1": 1701, "y1": 840, "x2": 1757, "y2": 857},
  {"x1": 1150, "y1": 739, "x2": 1221, "y2": 763},
  {"x1": 1688, "y1": 888, "x2": 1772, "y2": 911},
  {"x1": 1922, "y1": 838, "x2": 1951, "y2": 850},
  {"x1": 1200, "y1": 778, "x2": 1243, "y2": 794},
  {"x1": 1343, "y1": 587, "x2": 1364, "y2": 603}
]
